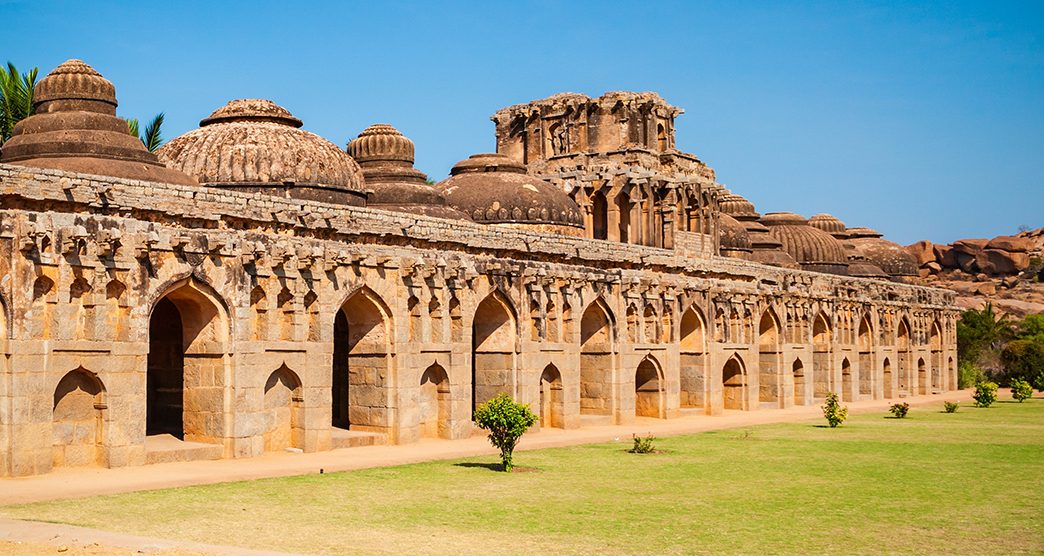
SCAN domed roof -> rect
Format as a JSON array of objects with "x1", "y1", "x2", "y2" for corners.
[
  {"x1": 346, "y1": 124, "x2": 468, "y2": 220},
  {"x1": 808, "y1": 213, "x2": 849, "y2": 239},
  {"x1": 0, "y1": 59, "x2": 197, "y2": 185},
  {"x1": 718, "y1": 193, "x2": 759, "y2": 221},
  {"x1": 158, "y1": 99, "x2": 365, "y2": 205},
  {"x1": 761, "y1": 212, "x2": 849, "y2": 275},
  {"x1": 436, "y1": 153, "x2": 583, "y2": 233},
  {"x1": 719, "y1": 213, "x2": 752, "y2": 260},
  {"x1": 845, "y1": 227, "x2": 919, "y2": 278}
]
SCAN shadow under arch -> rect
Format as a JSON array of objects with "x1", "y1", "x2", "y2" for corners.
[
  {"x1": 333, "y1": 285, "x2": 394, "y2": 432},
  {"x1": 263, "y1": 364, "x2": 303, "y2": 452},
  {"x1": 635, "y1": 354, "x2": 665, "y2": 418},
  {"x1": 472, "y1": 290, "x2": 518, "y2": 414},
  {"x1": 52, "y1": 367, "x2": 106, "y2": 467},
  {"x1": 579, "y1": 297, "x2": 615, "y2": 417}
]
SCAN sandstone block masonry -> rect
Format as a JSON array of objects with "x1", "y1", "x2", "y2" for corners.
[{"x1": 0, "y1": 164, "x2": 957, "y2": 477}]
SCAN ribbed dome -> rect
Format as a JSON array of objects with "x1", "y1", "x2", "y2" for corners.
[
  {"x1": 808, "y1": 213, "x2": 849, "y2": 238},
  {"x1": 158, "y1": 99, "x2": 364, "y2": 205},
  {"x1": 719, "y1": 213, "x2": 752, "y2": 260},
  {"x1": 346, "y1": 124, "x2": 468, "y2": 220},
  {"x1": 0, "y1": 59, "x2": 197, "y2": 185},
  {"x1": 437, "y1": 153, "x2": 583, "y2": 235},
  {"x1": 761, "y1": 212, "x2": 849, "y2": 275},
  {"x1": 718, "y1": 193, "x2": 759, "y2": 221},
  {"x1": 845, "y1": 227, "x2": 919, "y2": 278}
]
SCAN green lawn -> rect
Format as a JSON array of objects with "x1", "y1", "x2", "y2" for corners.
[{"x1": 5, "y1": 399, "x2": 1044, "y2": 555}]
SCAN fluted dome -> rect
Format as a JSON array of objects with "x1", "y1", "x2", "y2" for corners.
[
  {"x1": 761, "y1": 212, "x2": 849, "y2": 275},
  {"x1": 719, "y1": 213, "x2": 752, "y2": 260},
  {"x1": 437, "y1": 153, "x2": 584, "y2": 235},
  {"x1": 347, "y1": 124, "x2": 468, "y2": 220},
  {"x1": 718, "y1": 193, "x2": 759, "y2": 221},
  {"x1": 845, "y1": 227, "x2": 919, "y2": 278},
  {"x1": 158, "y1": 99, "x2": 364, "y2": 205},
  {"x1": 0, "y1": 60, "x2": 197, "y2": 185},
  {"x1": 808, "y1": 213, "x2": 849, "y2": 239}
]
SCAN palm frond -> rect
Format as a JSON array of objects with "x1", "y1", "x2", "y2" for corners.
[
  {"x1": 142, "y1": 112, "x2": 164, "y2": 152},
  {"x1": 0, "y1": 63, "x2": 38, "y2": 145},
  {"x1": 126, "y1": 118, "x2": 140, "y2": 138}
]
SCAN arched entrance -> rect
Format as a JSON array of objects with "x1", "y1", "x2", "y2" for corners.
[
  {"x1": 472, "y1": 292, "x2": 517, "y2": 414},
  {"x1": 792, "y1": 359, "x2": 806, "y2": 406},
  {"x1": 883, "y1": 357, "x2": 893, "y2": 398},
  {"x1": 333, "y1": 288, "x2": 392, "y2": 432},
  {"x1": 758, "y1": 309, "x2": 781, "y2": 407},
  {"x1": 930, "y1": 322, "x2": 943, "y2": 393},
  {"x1": 592, "y1": 191, "x2": 608, "y2": 240},
  {"x1": 918, "y1": 358, "x2": 928, "y2": 395},
  {"x1": 679, "y1": 306, "x2": 707, "y2": 408},
  {"x1": 841, "y1": 357, "x2": 853, "y2": 401},
  {"x1": 147, "y1": 279, "x2": 228, "y2": 443},
  {"x1": 419, "y1": 363, "x2": 450, "y2": 439},
  {"x1": 52, "y1": 368, "x2": 105, "y2": 467},
  {"x1": 812, "y1": 313, "x2": 832, "y2": 401},
  {"x1": 634, "y1": 357, "x2": 664, "y2": 418},
  {"x1": 539, "y1": 364, "x2": 564, "y2": 428},
  {"x1": 263, "y1": 365, "x2": 303, "y2": 452},
  {"x1": 722, "y1": 356, "x2": 746, "y2": 410},
  {"x1": 858, "y1": 316, "x2": 874, "y2": 398},
  {"x1": 580, "y1": 300, "x2": 614, "y2": 416},
  {"x1": 897, "y1": 318, "x2": 911, "y2": 395}
]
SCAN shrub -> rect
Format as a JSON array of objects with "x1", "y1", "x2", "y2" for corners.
[
  {"x1": 1000, "y1": 337, "x2": 1044, "y2": 385},
  {"x1": 822, "y1": 392, "x2": 848, "y2": 428},
  {"x1": 629, "y1": 433, "x2": 656, "y2": 454},
  {"x1": 888, "y1": 402, "x2": 910, "y2": 418},
  {"x1": 943, "y1": 401, "x2": 959, "y2": 413},
  {"x1": 1034, "y1": 372, "x2": 1044, "y2": 392},
  {"x1": 972, "y1": 381, "x2": 998, "y2": 408},
  {"x1": 1010, "y1": 378, "x2": 1033, "y2": 402},
  {"x1": 472, "y1": 393, "x2": 537, "y2": 472},
  {"x1": 957, "y1": 361, "x2": 985, "y2": 389}
]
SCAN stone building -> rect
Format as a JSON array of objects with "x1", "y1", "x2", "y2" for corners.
[{"x1": 0, "y1": 61, "x2": 958, "y2": 477}]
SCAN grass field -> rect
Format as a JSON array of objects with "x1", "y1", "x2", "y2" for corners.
[{"x1": 4, "y1": 399, "x2": 1043, "y2": 555}]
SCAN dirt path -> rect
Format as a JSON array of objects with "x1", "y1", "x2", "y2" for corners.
[{"x1": 0, "y1": 389, "x2": 972, "y2": 507}]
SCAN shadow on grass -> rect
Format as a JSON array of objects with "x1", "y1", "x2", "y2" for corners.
[{"x1": 453, "y1": 462, "x2": 504, "y2": 472}]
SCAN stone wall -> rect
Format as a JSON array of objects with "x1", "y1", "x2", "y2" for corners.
[{"x1": 0, "y1": 164, "x2": 959, "y2": 477}]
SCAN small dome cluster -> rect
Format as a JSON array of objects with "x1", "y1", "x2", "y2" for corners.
[
  {"x1": 761, "y1": 212, "x2": 850, "y2": 275},
  {"x1": 159, "y1": 99, "x2": 365, "y2": 205},
  {"x1": 0, "y1": 60, "x2": 196, "y2": 185},
  {"x1": 437, "y1": 153, "x2": 584, "y2": 235},
  {"x1": 347, "y1": 124, "x2": 468, "y2": 220},
  {"x1": 718, "y1": 192, "x2": 798, "y2": 269}
]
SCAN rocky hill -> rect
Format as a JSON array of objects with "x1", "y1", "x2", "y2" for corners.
[{"x1": 907, "y1": 228, "x2": 1044, "y2": 317}]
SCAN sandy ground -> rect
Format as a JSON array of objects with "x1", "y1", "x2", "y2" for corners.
[{"x1": 0, "y1": 389, "x2": 973, "y2": 555}]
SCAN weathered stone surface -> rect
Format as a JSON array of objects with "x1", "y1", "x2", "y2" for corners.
[
  {"x1": 983, "y1": 249, "x2": 1030, "y2": 274},
  {"x1": 934, "y1": 244, "x2": 957, "y2": 268},
  {"x1": 986, "y1": 235, "x2": 1033, "y2": 253},
  {"x1": 906, "y1": 240, "x2": 935, "y2": 266}
]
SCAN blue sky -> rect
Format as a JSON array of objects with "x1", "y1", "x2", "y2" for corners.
[{"x1": 3, "y1": 0, "x2": 1042, "y2": 244}]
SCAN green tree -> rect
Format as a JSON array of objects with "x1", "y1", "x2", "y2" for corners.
[
  {"x1": 127, "y1": 112, "x2": 165, "y2": 152},
  {"x1": 472, "y1": 393, "x2": 536, "y2": 472},
  {"x1": 1001, "y1": 336, "x2": 1044, "y2": 385},
  {"x1": 1010, "y1": 378, "x2": 1033, "y2": 402},
  {"x1": 957, "y1": 303, "x2": 1013, "y2": 366},
  {"x1": 0, "y1": 62, "x2": 38, "y2": 145}
]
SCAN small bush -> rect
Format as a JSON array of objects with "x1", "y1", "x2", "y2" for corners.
[
  {"x1": 1033, "y1": 372, "x2": 1044, "y2": 392},
  {"x1": 888, "y1": 402, "x2": 910, "y2": 418},
  {"x1": 628, "y1": 433, "x2": 656, "y2": 454},
  {"x1": 957, "y1": 361, "x2": 985, "y2": 389},
  {"x1": 943, "y1": 401, "x2": 959, "y2": 413},
  {"x1": 1010, "y1": 378, "x2": 1033, "y2": 402},
  {"x1": 972, "y1": 381, "x2": 999, "y2": 408},
  {"x1": 822, "y1": 392, "x2": 848, "y2": 428},
  {"x1": 472, "y1": 393, "x2": 537, "y2": 472}
]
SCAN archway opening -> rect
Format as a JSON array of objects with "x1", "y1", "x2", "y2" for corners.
[
  {"x1": 897, "y1": 318, "x2": 911, "y2": 395},
  {"x1": 147, "y1": 280, "x2": 226, "y2": 443},
  {"x1": 918, "y1": 357, "x2": 927, "y2": 395},
  {"x1": 841, "y1": 357, "x2": 853, "y2": 401},
  {"x1": 812, "y1": 313, "x2": 832, "y2": 401},
  {"x1": 263, "y1": 365, "x2": 303, "y2": 452},
  {"x1": 580, "y1": 300, "x2": 613, "y2": 416},
  {"x1": 333, "y1": 289, "x2": 391, "y2": 432},
  {"x1": 616, "y1": 192, "x2": 631, "y2": 243},
  {"x1": 883, "y1": 357, "x2": 893, "y2": 398},
  {"x1": 858, "y1": 316, "x2": 874, "y2": 398},
  {"x1": 723, "y1": 356, "x2": 745, "y2": 410},
  {"x1": 930, "y1": 322, "x2": 943, "y2": 393},
  {"x1": 419, "y1": 363, "x2": 451, "y2": 439},
  {"x1": 539, "y1": 364, "x2": 564, "y2": 428},
  {"x1": 634, "y1": 358, "x2": 663, "y2": 418},
  {"x1": 592, "y1": 191, "x2": 608, "y2": 240},
  {"x1": 758, "y1": 310, "x2": 781, "y2": 407},
  {"x1": 52, "y1": 368, "x2": 105, "y2": 467},
  {"x1": 679, "y1": 306, "x2": 706, "y2": 408},
  {"x1": 472, "y1": 293, "x2": 516, "y2": 414},
  {"x1": 792, "y1": 359, "x2": 806, "y2": 406}
]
